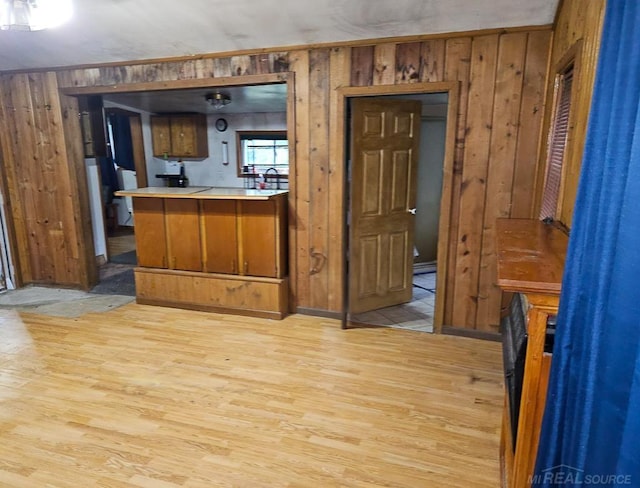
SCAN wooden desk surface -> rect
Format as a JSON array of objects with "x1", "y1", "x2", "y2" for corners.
[{"x1": 496, "y1": 218, "x2": 568, "y2": 295}]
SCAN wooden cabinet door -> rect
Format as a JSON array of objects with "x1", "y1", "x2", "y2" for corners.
[
  {"x1": 202, "y1": 200, "x2": 238, "y2": 274},
  {"x1": 170, "y1": 115, "x2": 195, "y2": 157},
  {"x1": 170, "y1": 114, "x2": 208, "y2": 158},
  {"x1": 238, "y1": 200, "x2": 278, "y2": 278},
  {"x1": 151, "y1": 116, "x2": 171, "y2": 157},
  {"x1": 133, "y1": 198, "x2": 167, "y2": 268},
  {"x1": 165, "y1": 199, "x2": 202, "y2": 271}
]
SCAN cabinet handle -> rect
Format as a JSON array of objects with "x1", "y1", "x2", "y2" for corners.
[
  {"x1": 231, "y1": 260, "x2": 236, "y2": 274},
  {"x1": 244, "y1": 261, "x2": 248, "y2": 275}
]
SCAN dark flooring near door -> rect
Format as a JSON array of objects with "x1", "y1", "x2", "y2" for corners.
[
  {"x1": 351, "y1": 271, "x2": 436, "y2": 333},
  {"x1": 90, "y1": 262, "x2": 136, "y2": 297}
]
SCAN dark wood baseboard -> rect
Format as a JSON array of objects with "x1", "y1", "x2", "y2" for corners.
[
  {"x1": 295, "y1": 307, "x2": 343, "y2": 320},
  {"x1": 441, "y1": 325, "x2": 501, "y2": 342},
  {"x1": 136, "y1": 297, "x2": 285, "y2": 320}
]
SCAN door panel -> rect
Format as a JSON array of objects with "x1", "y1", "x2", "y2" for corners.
[
  {"x1": 133, "y1": 198, "x2": 167, "y2": 268},
  {"x1": 165, "y1": 199, "x2": 202, "y2": 271},
  {"x1": 390, "y1": 150, "x2": 411, "y2": 212},
  {"x1": 239, "y1": 200, "x2": 277, "y2": 278},
  {"x1": 202, "y1": 200, "x2": 238, "y2": 274},
  {"x1": 349, "y1": 98, "x2": 421, "y2": 314},
  {"x1": 388, "y1": 231, "x2": 409, "y2": 291}
]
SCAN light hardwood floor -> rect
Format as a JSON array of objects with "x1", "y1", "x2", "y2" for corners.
[{"x1": 0, "y1": 304, "x2": 503, "y2": 487}]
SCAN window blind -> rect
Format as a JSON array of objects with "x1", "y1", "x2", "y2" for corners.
[{"x1": 540, "y1": 66, "x2": 574, "y2": 220}]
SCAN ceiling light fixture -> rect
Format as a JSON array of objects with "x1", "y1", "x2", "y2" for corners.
[
  {"x1": 0, "y1": 0, "x2": 72, "y2": 31},
  {"x1": 205, "y1": 92, "x2": 231, "y2": 110}
]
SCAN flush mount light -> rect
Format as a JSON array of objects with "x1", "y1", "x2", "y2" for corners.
[
  {"x1": 0, "y1": 0, "x2": 73, "y2": 31},
  {"x1": 205, "y1": 92, "x2": 231, "y2": 110}
]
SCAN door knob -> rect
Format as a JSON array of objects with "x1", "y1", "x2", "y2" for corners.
[{"x1": 408, "y1": 208, "x2": 417, "y2": 215}]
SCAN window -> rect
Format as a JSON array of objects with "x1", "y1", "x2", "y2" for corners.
[
  {"x1": 236, "y1": 131, "x2": 288, "y2": 177},
  {"x1": 539, "y1": 64, "x2": 574, "y2": 220}
]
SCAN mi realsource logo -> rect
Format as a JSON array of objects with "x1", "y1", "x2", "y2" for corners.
[{"x1": 530, "y1": 465, "x2": 632, "y2": 486}]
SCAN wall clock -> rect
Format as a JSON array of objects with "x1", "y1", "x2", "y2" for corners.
[{"x1": 215, "y1": 118, "x2": 228, "y2": 132}]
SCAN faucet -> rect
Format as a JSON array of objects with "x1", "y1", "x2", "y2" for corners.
[{"x1": 264, "y1": 167, "x2": 280, "y2": 190}]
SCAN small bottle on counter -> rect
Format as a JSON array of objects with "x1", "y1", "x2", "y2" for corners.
[{"x1": 177, "y1": 160, "x2": 189, "y2": 188}]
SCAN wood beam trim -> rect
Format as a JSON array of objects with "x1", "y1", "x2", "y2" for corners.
[{"x1": 60, "y1": 72, "x2": 290, "y2": 96}]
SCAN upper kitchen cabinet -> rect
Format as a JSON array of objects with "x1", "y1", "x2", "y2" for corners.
[{"x1": 151, "y1": 113, "x2": 209, "y2": 159}]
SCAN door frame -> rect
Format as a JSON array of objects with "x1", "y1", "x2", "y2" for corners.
[{"x1": 338, "y1": 81, "x2": 459, "y2": 333}]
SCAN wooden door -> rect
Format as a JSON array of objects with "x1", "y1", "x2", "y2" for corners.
[
  {"x1": 165, "y1": 199, "x2": 202, "y2": 271},
  {"x1": 202, "y1": 200, "x2": 238, "y2": 274},
  {"x1": 239, "y1": 200, "x2": 277, "y2": 278},
  {"x1": 133, "y1": 198, "x2": 167, "y2": 268},
  {"x1": 151, "y1": 116, "x2": 171, "y2": 157},
  {"x1": 349, "y1": 98, "x2": 421, "y2": 314}
]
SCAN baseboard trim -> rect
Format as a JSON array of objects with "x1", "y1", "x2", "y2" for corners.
[
  {"x1": 441, "y1": 325, "x2": 501, "y2": 342},
  {"x1": 137, "y1": 297, "x2": 285, "y2": 320},
  {"x1": 296, "y1": 307, "x2": 343, "y2": 320}
]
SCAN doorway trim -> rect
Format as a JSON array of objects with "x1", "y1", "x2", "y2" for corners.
[{"x1": 338, "y1": 81, "x2": 459, "y2": 333}]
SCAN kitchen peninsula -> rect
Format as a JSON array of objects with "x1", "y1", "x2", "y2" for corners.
[{"x1": 115, "y1": 187, "x2": 289, "y2": 319}]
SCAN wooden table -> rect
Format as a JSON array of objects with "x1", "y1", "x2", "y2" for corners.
[{"x1": 496, "y1": 218, "x2": 568, "y2": 488}]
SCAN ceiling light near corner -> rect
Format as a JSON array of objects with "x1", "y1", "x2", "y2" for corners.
[
  {"x1": 0, "y1": 0, "x2": 72, "y2": 31},
  {"x1": 206, "y1": 92, "x2": 231, "y2": 110}
]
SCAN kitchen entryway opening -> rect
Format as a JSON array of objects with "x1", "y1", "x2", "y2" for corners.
[{"x1": 72, "y1": 74, "x2": 294, "y2": 296}]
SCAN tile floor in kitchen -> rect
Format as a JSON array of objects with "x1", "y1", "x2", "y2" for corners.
[{"x1": 351, "y1": 271, "x2": 436, "y2": 333}]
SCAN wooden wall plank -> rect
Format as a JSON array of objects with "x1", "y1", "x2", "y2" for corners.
[
  {"x1": 395, "y1": 42, "x2": 421, "y2": 83},
  {"x1": 420, "y1": 39, "x2": 446, "y2": 82},
  {"x1": 194, "y1": 58, "x2": 215, "y2": 78},
  {"x1": 327, "y1": 47, "x2": 351, "y2": 311},
  {"x1": 512, "y1": 30, "x2": 552, "y2": 219},
  {"x1": 475, "y1": 32, "x2": 528, "y2": 332},
  {"x1": 451, "y1": 34, "x2": 499, "y2": 329},
  {"x1": 289, "y1": 50, "x2": 311, "y2": 308},
  {"x1": 373, "y1": 43, "x2": 396, "y2": 85},
  {"x1": 213, "y1": 57, "x2": 233, "y2": 78},
  {"x1": 442, "y1": 37, "x2": 472, "y2": 326},
  {"x1": 350, "y1": 46, "x2": 374, "y2": 87},
  {"x1": 0, "y1": 76, "x2": 31, "y2": 283},
  {"x1": 231, "y1": 56, "x2": 253, "y2": 76},
  {"x1": 308, "y1": 49, "x2": 331, "y2": 310}
]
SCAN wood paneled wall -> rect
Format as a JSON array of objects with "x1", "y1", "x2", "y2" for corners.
[
  {"x1": 0, "y1": 73, "x2": 96, "y2": 288},
  {"x1": 349, "y1": 31, "x2": 551, "y2": 331},
  {"x1": 0, "y1": 27, "x2": 552, "y2": 332},
  {"x1": 533, "y1": 0, "x2": 606, "y2": 227}
]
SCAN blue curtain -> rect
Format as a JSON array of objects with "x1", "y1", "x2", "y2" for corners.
[
  {"x1": 108, "y1": 112, "x2": 135, "y2": 171},
  {"x1": 533, "y1": 2, "x2": 640, "y2": 485}
]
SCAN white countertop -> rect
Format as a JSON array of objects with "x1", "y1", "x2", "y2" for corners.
[{"x1": 115, "y1": 187, "x2": 289, "y2": 200}]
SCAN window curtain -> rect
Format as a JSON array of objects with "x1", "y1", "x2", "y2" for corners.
[
  {"x1": 108, "y1": 112, "x2": 135, "y2": 171},
  {"x1": 533, "y1": 2, "x2": 640, "y2": 485}
]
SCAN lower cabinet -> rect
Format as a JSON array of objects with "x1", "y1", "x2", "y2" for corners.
[
  {"x1": 202, "y1": 196, "x2": 288, "y2": 279},
  {"x1": 202, "y1": 200, "x2": 238, "y2": 274},
  {"x1": 131, "y1": 192, "x2": 289, "y2": 319},
  {"x1": 133, "y1": 198, "x2": 167, "y2": 268},
  {"x1": 165, "y1": 199, "x2": 202, "y2": 271}
]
